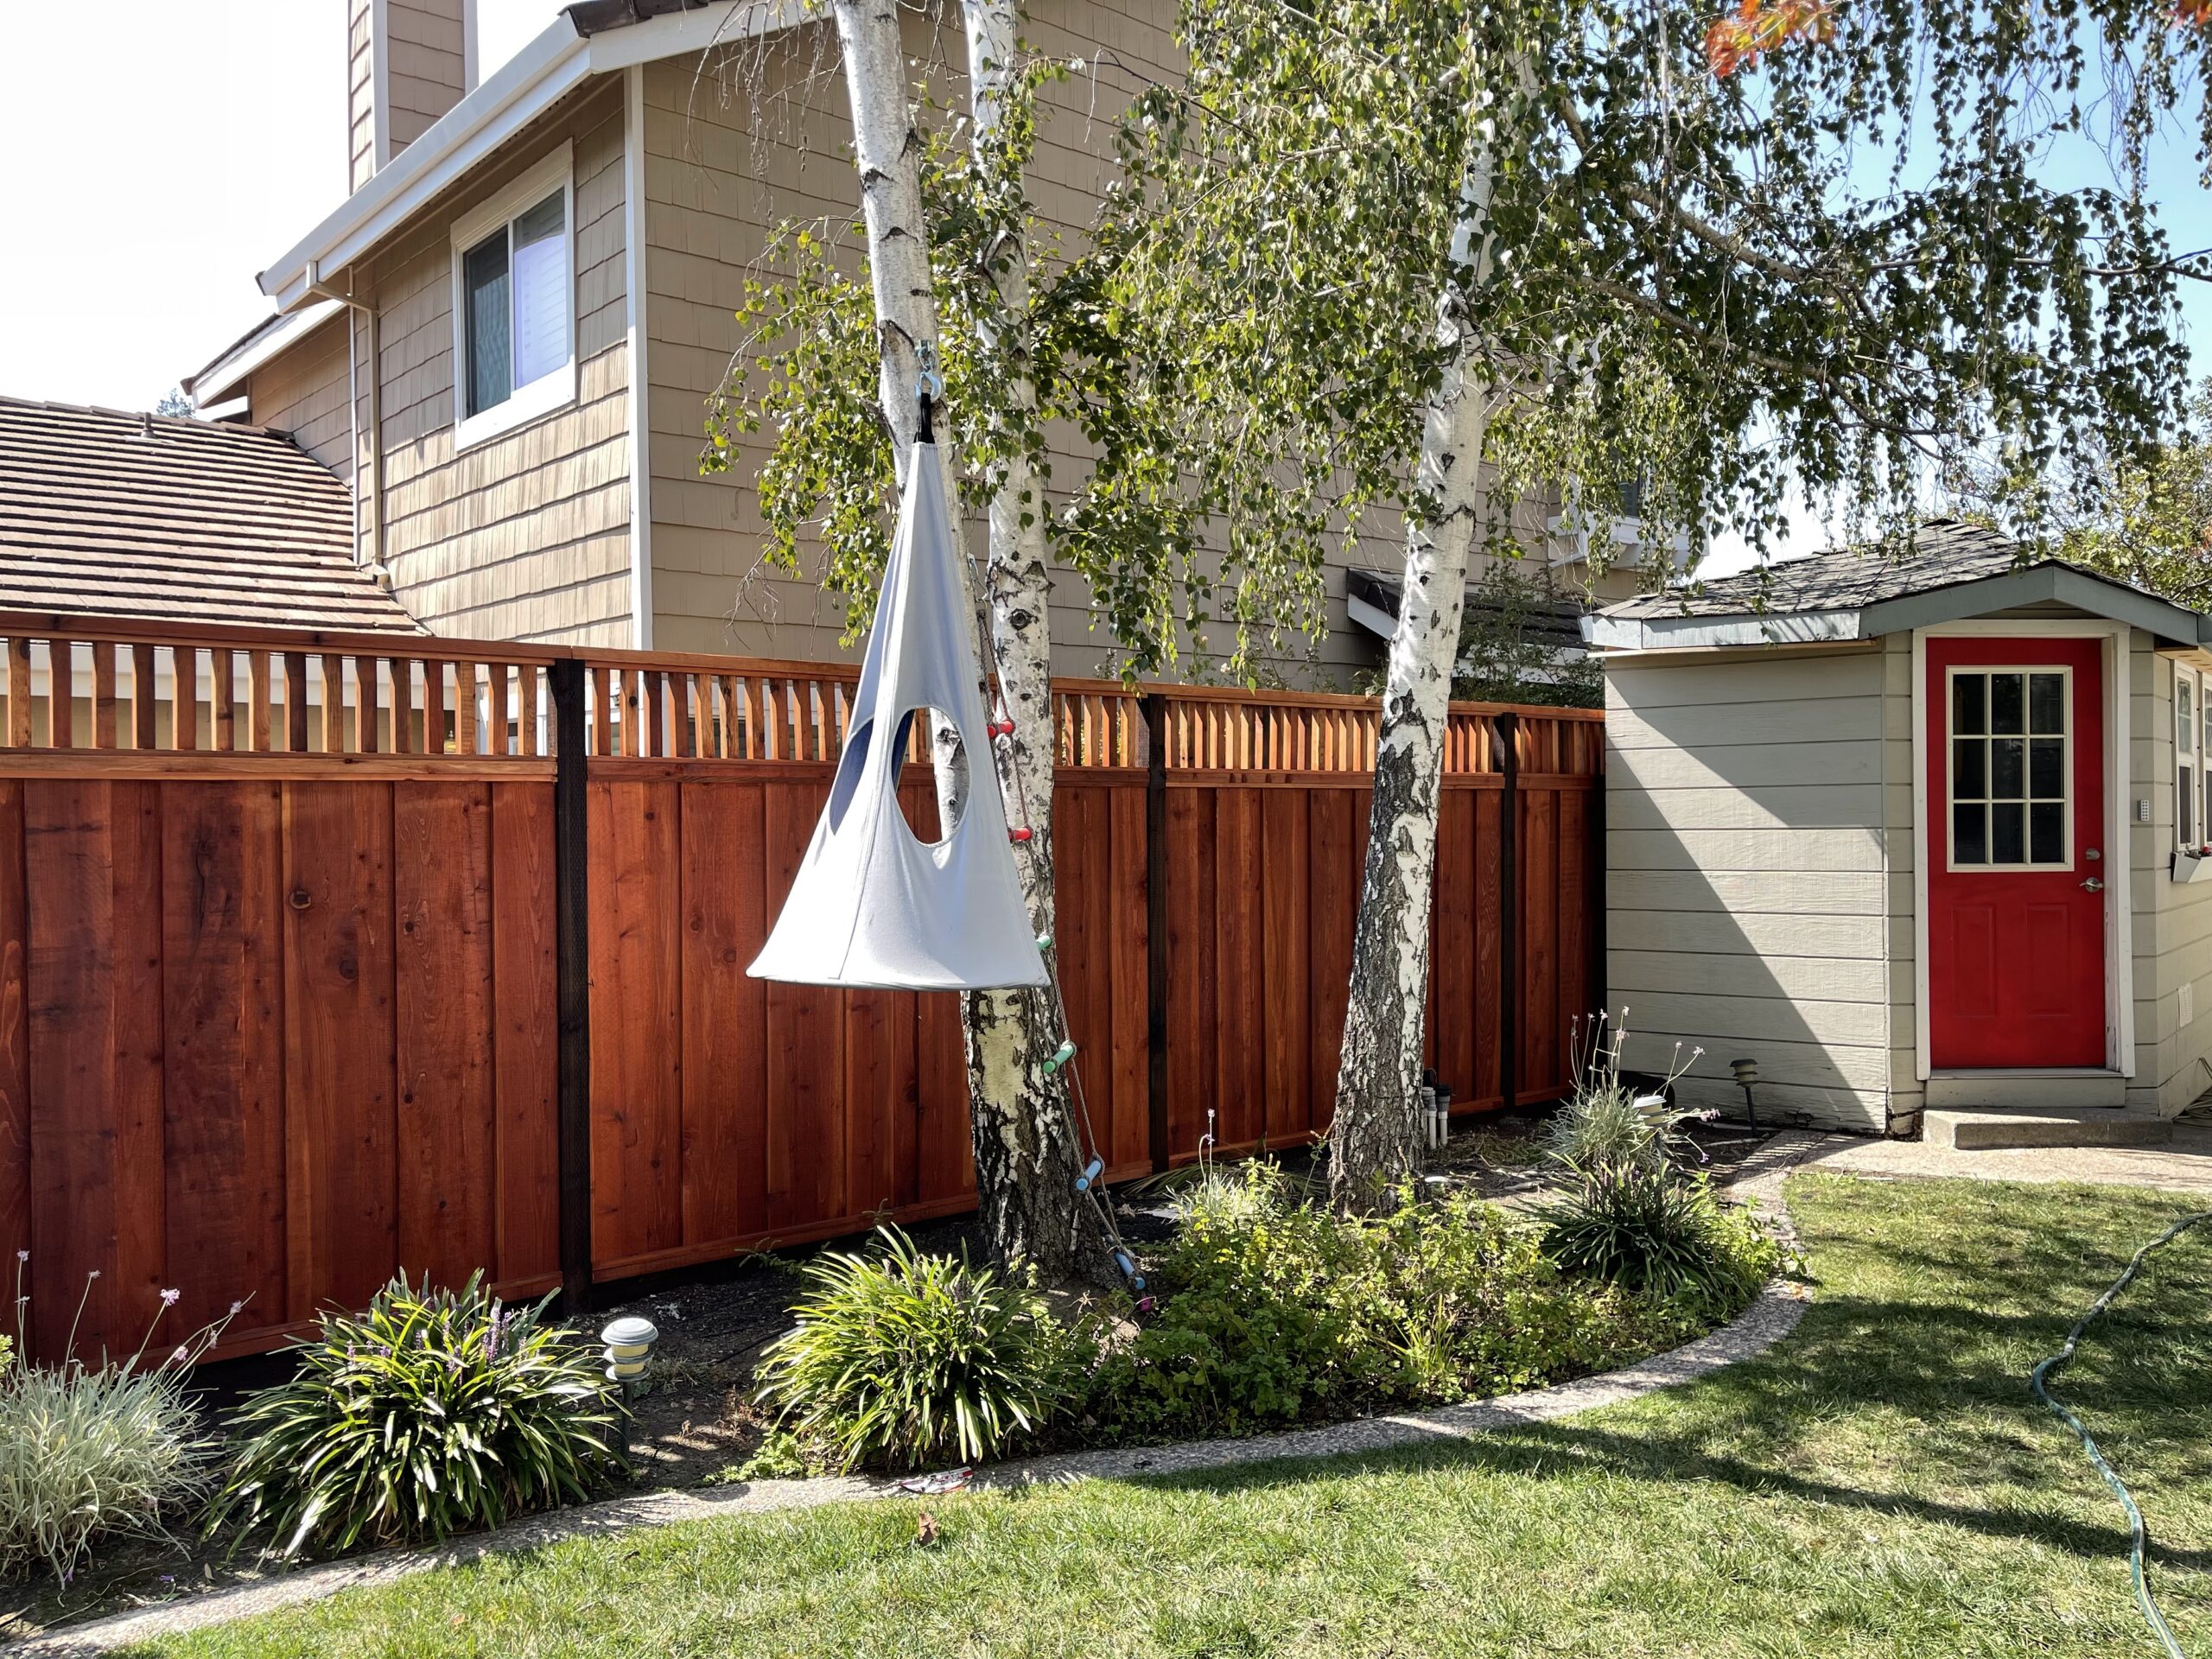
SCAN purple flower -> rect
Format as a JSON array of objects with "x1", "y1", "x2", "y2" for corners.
[
  {"x1": 229, "y1": 1300, "x2": 244, "y2": 1315},
  {"x1": 13, "y1": 1250, "x2": 24, "y2": 1263},
  {"x1": 87, "y1": 1269, "x2": 100, "y2": 1281},
  {"x1": 161, "y1": 1288, "x2": 181, "y2": 1307},
  {"x1": 170, "y1": 1345, "x2": 189, "y2": 1364}
]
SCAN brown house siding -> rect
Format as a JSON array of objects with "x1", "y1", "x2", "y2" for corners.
[
  {"x1": 359, "y1": 82, "x2": 634, "y2": 645},
  {"x1": 246, "y1": 313, "x2": 357, "y2": 487}
]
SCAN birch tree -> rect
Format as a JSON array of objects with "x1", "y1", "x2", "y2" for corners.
[
  {"x1": 744, "y1": 0, "x2": 1105, "y2": 1279},
  {"x1": 1098, "y1": 0, "x2": 2211, "y2": 1208}
]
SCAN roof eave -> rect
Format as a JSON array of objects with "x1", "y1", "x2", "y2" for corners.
[{"x1": 1583, "y1": 562, "x2": 2203, "y2": 654}]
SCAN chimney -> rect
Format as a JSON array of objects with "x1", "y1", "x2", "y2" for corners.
[{"x1": 349, "y1": 0, "x2": 479, "y2": 192}]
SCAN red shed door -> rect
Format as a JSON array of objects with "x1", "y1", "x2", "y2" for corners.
[{"x1": 1927, "y1": 637, "x2": 2107, "y2": 1068}]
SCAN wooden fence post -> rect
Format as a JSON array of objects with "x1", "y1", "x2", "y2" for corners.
[
  {"x1": 550, "y1": 658, "x2": 593, "y2": 1314},
  {"x1": 1144, "y1": 692, "x2": 1170, "y2": 1173},
  {"x1": 1494, "y1": 710, "x2": 1519, "y2": 1111},
  {"x1": 1589, "y1": 741, "x2": 1607, "y2": 1018}
]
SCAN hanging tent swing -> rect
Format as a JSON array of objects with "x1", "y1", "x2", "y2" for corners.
[
  {"x1": 748, "y1": 410, "x2": 1046, "y2": 991},
  {"x1": 748, "y1": 385, "x2": 1142, "y2": 1295}
]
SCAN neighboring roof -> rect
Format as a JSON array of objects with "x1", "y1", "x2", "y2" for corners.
[
  {"x1": 1345, "y1": 567, "x2": 1586, "y2": 652},
  {"x1": 255, "y1": 0, "x2": 794, "y2": 315},
  {"x1": 0, "y1": 399, "x2": 423, "y2": 634},
  {"x1": 1585, "y1": 518, "x2": 2209, "y2": 652}
]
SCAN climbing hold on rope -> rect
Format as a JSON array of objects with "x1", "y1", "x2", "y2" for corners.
[
  {"x1": 1042, "y1": 1039, "x2": 1077, "y2": 1074},
  {"x1": 1008, "y1": 826, "x2": 1034, "y2": 844},
  {"x1": 988, "y1": 718, "x2": 1016, "y2": 738},
  {"x1": 1036, "y1": 930, "x2": 1053, "y2": 950},
  {"x1": 1075, "y1": 1156, "x2": 1103, "y2": 1192},
  {"x1": 1113, "y1": 1249, "x2": 1146, "y2": 1291}
]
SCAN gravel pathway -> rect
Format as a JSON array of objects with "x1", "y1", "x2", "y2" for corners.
[{"x1": 11, "y1": 1134, "x2": 1827, "y2": 1656}]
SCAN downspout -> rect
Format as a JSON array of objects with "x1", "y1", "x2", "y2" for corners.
[{"x1": 306, "y1": 261, "x2": 390, "y2": 588}]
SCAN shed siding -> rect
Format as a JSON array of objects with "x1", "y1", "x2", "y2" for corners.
[
  {"x1": 2139, "y1": 642, "x2": 2212, "y2": 1113},
  {"x1": 361, "y1": 84, "x2": 633, "y2": 644},
  {"x1": 247, "y1": 314, "x2": 357, "y2": 488},
  {"x1": 1605, "y1": 645, "x2": 1890, "y2": 1133}
]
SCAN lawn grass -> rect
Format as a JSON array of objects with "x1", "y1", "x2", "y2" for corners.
[{"x1": 132, "y1": 1174, "x2": 2211, "y2": 1657}]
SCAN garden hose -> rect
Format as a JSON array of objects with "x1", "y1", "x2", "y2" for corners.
[{"x1": 2029, "y1": 1207, "x2": 2212, "y2": 1659}]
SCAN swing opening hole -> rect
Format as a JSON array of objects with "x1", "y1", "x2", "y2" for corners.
[{"x1": 893, "y1": 706, "x2": 965, "y2": 848}]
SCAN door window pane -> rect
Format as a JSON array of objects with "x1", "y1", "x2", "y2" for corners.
[
  {"x1": 463, "y1": 231, "x2": 512, "y2": 416},
  {"x1": 1953, "y1": 674, "x2": 1986, "y2": 735},
  {"x1": 1953, "y1": 803, "x2": 1987, "y2": 864},
  {"x1": 1992, "y1": 737, "x2": 2024, "y2": 799},
  {"x1": 1953, "y1": 739, "x2": 1986, "y2": 800},
  {"x1": 1991, "y1": 673, "x2": 2025, "y2": 734},
  {"x1": 2029, "y1": 673, "x2": 2064, "y2": 734},
  {"x1": 1992, "y1": 802, "x2": 2026, "y2": 864},
  {"x1": 2028, "y1": 738, "x2": 2063, "y2": 798},
  {"x1": 2030, "y1": 803, "x2": 2063, "y2": 863}
]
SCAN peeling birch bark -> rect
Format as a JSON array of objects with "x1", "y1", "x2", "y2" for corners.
[{"x1": 1329, "y1": 110, "x2": 1503, "y2": 1215}]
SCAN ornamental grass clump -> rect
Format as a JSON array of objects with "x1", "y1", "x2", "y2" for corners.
[
  {"x1": 0, "y1": 1266, "x2": 228, "y2": 1583},
  {"x1": 752, "y1": 1227, "x2": 1090, "y2": 1472},
  {"x1": 1542, "y1": 1160, "x2": 1783, "y2": 1319},
  {"x1": 1542, "y1": 1009, "x2": 1709, "y2": 1172},
  {"x1": 209, "y1": 1273, "x2": 622, "y2": 1561}
]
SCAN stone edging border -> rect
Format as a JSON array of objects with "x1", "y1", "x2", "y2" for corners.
[{"x1": 13, "y1": 1132, "x2": 1826, "y2": 1656}]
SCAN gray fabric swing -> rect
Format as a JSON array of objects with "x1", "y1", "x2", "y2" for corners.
[{"x1": 747, "y1": 439, "x2": 1046, "y2": 991}]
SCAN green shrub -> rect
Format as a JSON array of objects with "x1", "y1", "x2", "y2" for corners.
[
  {"x1": 210, "y1": 1274, "x2": 622, "y2": 1560},
  {"x1": 753, "y1": 1228, "x2": 1090, "y2": 1472},
  {"x1": 1089, "y1": 1165, "x2": 1713, "y2": 1439},
  {"x1": 1542, "y1": 1162, "x2": 1783, "y2": 1317},
  {"x1": 1, "y1": 1275, "x2": 223, "y2": 1583}
]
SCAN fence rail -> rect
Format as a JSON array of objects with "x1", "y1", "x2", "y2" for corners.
[{"x1": 0, "y1": 613, "x2": 1601, "y2": 1363}]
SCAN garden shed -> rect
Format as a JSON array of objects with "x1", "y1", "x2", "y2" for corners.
[{"x1": 1584, "y1": 520, "x2": 2212, "y2": 1143}]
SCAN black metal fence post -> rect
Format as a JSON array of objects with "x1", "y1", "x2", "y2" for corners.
[
  {"x1": 1143, "y1": 692, "x2": 1170, "y2": 1173},
  {"x1": 1494, "y1": 711, "x2": 1519, "y2": 1112},
  {"x1": 550, "y1": 658, "x2": 593, "y2": 1314}
]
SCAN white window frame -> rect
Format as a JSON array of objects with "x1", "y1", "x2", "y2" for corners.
[
  {"x1": 1942, "y1": 663, "x2": 2075, "y2": 873},
  {"x1": 2177, "y1": 661, "x2": 2209, "y2": 855},
  {"x1": 448, "y1": 142, "x2": 577, "y2": 454}
]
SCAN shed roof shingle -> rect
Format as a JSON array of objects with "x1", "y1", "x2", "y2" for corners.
[
  {"x1": 1599, "y1": 519, "x2": 2029, "y2": 620},
  {"x1": 0, "y1": 398, "x2": 422, "y2": 635}
]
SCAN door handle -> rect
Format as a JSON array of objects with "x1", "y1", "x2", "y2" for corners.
[{"x1": 2082, "y1": 876, "x2": 2105, "y2": 893}]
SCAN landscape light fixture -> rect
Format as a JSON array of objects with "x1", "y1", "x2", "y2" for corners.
[
  {"x1": 1729, "y1": 1057, "x2": 1760, "y2": 1129},
  {"x1": 601, "y1": 1315, "x2": 660, "y2": 1395}
]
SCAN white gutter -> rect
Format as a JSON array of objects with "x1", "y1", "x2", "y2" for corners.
[{"x1": 257, "y1": 2, "x2": 799, "y2": 315}]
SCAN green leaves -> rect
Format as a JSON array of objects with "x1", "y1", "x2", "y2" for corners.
[
  {"x1": 752, "y1": 1227, "x2": 1090, "y2": 1472},
  {"x1": 207, "y1": 1274, "x2": 624, "y2": 1561}
]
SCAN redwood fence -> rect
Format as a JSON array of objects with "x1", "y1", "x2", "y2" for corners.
[{"x1": 0, "y1": 614, "x2": 1601, "y2": 1363}]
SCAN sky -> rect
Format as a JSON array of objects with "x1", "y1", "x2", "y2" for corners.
[
  {"x1": 0, "y1": 3, "x2": 2205, "y2": 575},
  {"x1": 0, "y1": 1, "x2": 563, "y2": 412}
]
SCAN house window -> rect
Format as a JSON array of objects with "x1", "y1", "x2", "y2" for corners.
[
  {"x1": 1948, "y1": 667, "x2": 2069, "y2": 869},
  {"x1": 2178, "y1": 664, "x2": 2206, "y2": 853},
  {"x1": 449, "y1": 143, "x2": 575, "y2": 451}
]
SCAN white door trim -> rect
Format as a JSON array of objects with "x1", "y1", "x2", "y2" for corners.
[{"x1": 1910, "y1": 619, "x2": 2133, "y2": 1079}]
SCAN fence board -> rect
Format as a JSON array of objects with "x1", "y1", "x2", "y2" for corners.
[
  {"x1": 763, "y1": 780, "x2": 845, "y2": 1232},
  {"x1": 0, "y1": 782, "x2": 24, "y2": 1287},
  {"x1": 489, "y1": 783, "x2": 560, "y2": 1286},
  {"x1": 1107, "y1": 784, "x2": 1150, "y2": 1175},
  {"x1": 1262, "y1": 790, "x2": 1311, "y2": 1145},
  {"x1": 160, "y1": 781, "x2": 285, "y2": 1339},
  {"x1": 677, "y1": 782, "x2": 766, "y2": 1248},
  {"x1": 282, "y1": 781, "x2": 398, "y2": 1321},
  {"x1": 588, "y1": 781, "x2": 683, "y2": 1264},
  {"x1": 394, "y1": 783, "x2": 496, "y2": 1289}
]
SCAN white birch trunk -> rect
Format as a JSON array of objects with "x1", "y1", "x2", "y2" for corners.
[
  {"x1": 834, "y1": 0, "x2": 1097, "y2": 1278},
  {"x1": 1328, "y1": 108, "x2": 1504, "y2": 1213},
  {"x1": 955, "y1": 0, "x2": 1104, "y2": 1282}
]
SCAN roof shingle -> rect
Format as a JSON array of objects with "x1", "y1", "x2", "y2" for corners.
[
  {"x1": 0, "y1": 398, "x2": 422, "y2": 635},
  {"x1": 1599, "y1": 518, "x2": 2028, "y2": 619}
]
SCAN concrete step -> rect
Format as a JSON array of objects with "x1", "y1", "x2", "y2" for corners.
[
  {"x1": 1924, "y1": 1070, "x2": 2127, "y2": 1109},
  {"x1": 1923, "y1": 1106, "x2": 2176, "y2": 1151}
]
